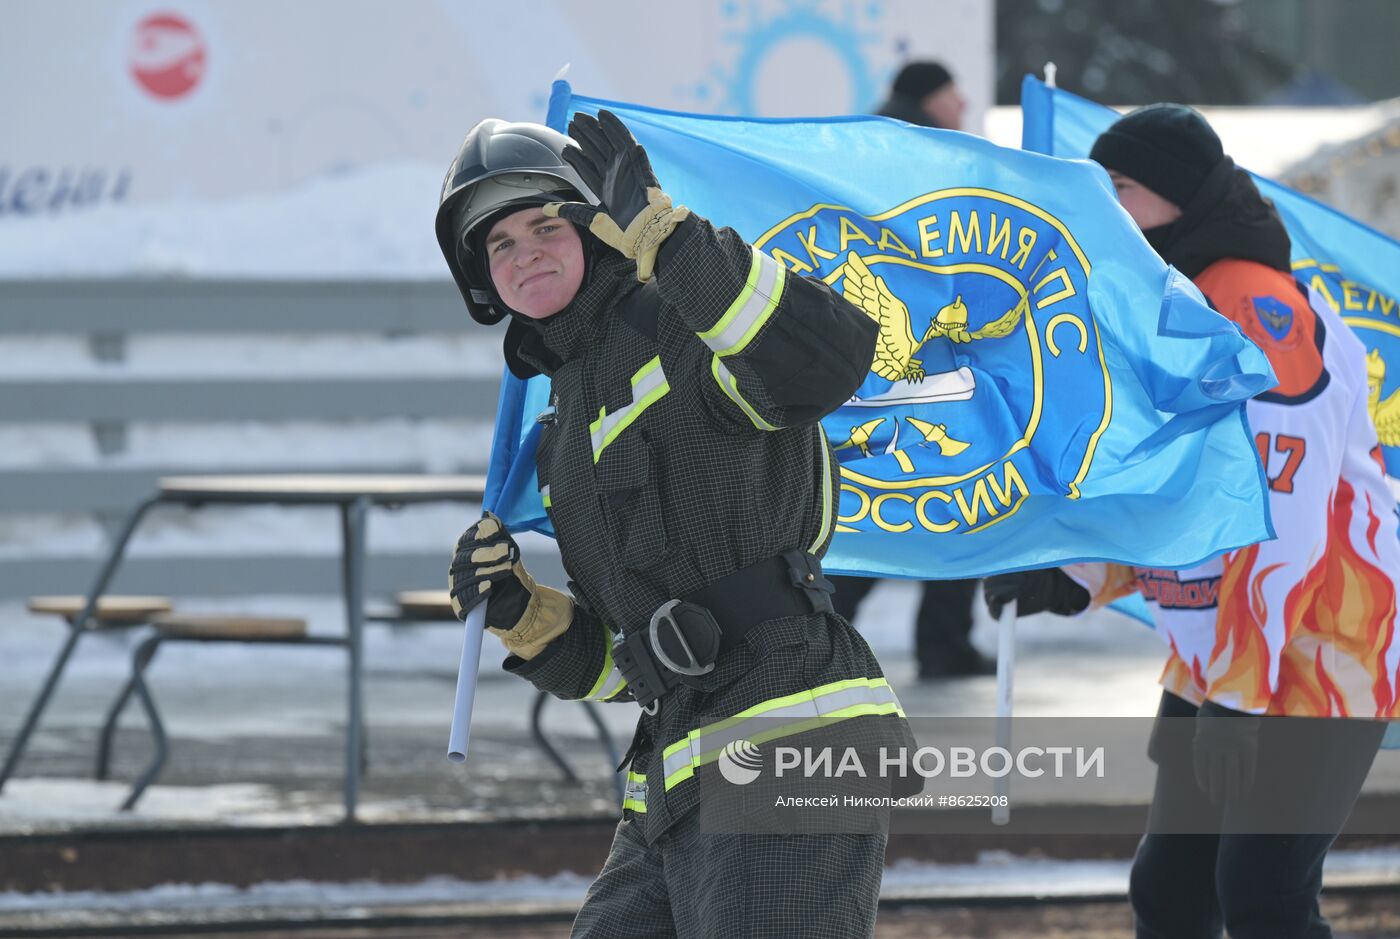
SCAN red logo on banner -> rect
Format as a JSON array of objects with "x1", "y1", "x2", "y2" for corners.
[{"x1": 129, "y1": 12, "x2": 206, "y2": 100}]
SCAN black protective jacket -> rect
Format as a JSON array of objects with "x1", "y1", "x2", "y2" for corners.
[{"x1": 506, "y1": 216, "x2": 915, "y2": 842}]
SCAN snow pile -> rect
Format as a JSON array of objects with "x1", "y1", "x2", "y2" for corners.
[
  {"x1": 0, "y1": 872, "x2": 593, "y2": 913},
  {"x1": 0, "y1": 161, "x2": 451, "y2": 279}
]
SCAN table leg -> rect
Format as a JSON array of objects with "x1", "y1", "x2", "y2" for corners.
[
  {"x1": 120, "y1": 635, "x2": 167, "y2": 812},
  {"x1": 338, "y1": 496, "x2": 370, "y2": 824},
  {"x1": 530, "y1": 691, "x2": 582, "y2": 785},
  {"x1": 578, "y1": 701, "x2": 625, "y2": 804},
  {"x1": 0, "y1": 495, "x2": 159, "y2": 793},
  {"x1": 96, "y1": 665, "x2": 143, "y2": 781}
]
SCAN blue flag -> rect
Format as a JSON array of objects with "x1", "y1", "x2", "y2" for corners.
[
  {"x1": 484, "y1": 80, "x2": 1275, "y2": 581},
  {"x1": 1022, "y1": 74, "x2": 1400, "y2": 483}
]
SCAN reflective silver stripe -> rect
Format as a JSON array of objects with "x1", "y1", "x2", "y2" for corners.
[
  {"x1": 710, "y1": 355, "x2": 779, "y2": 431},
  {"x1": 541, "y1": 484, "x2": 551, "y2": 509},
  {"x1": 809, "y1": 425, "x2": 833, "y2": 552},
  {"x1": 589, "y1": 357, "x2": 670, "y2": 463},
  {"x1": 583, "y1": 632, "x2": 628, "y2": 701},
  {"x1": 698, "y1": 247, "x2": 786, "y2": 358},
  {"x1": 588, "y1": 663, "x2": 628, "y2": 702},
  {"x1": 622, "y1": 771, "x2": 647, "y2": 812},
  {"x1": 662, "y1": 679, "x2": 902, "y2": 790}
]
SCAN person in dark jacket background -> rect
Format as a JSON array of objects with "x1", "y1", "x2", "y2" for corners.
[
  {"x1": 832, "y1": 59, "x2": 989, "y2": 679},
  {"x1": 436, "y1": 111, "x2": 915, "y2": 938},
  {"x1": 875, "y1": 60, "x2": 967, "y2": 131}
]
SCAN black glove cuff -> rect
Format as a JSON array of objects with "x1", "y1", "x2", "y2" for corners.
[
  {"x1": 1047, "y1": 571, "x2": 1091, "y2": 615},
  {"x1": 654, "y1": 214, "x2": 701, "y2": 273},
  {"x1": 482, "y1": 573, "x2": 531, "y2": 631},
  {"x1": 986, "y1": 568, "x2": 1090, "y2": 618}
]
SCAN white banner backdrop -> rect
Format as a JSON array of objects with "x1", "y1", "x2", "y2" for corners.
[{"x1": 1, "y1": 0, "x2": 992, "y2": 215}]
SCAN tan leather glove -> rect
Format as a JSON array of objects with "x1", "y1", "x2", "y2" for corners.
[
  {"x1": 543, "y1": 109, "x2": 689, "y2": 282},
  {"x1": 448, "y1": 512, "x2": 573, "y2": 660}
]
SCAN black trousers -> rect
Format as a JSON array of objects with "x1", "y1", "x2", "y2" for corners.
[
  {"x1": 1130, "y1": 691, "x2": 1386, "y2": 939},
  {"x1": 828, "y1": 575, "x2": 980, "y2": 673},
  {"x1": 572, "y1": 814, "x2": 886, "y2": 938}
]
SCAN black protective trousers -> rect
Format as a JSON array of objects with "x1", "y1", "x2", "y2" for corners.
[
  {"x1": 571, "y1": 813, "x2": 886, "y2": 938},
  {"x1": 829, "y1": 575, "x2": 982, "y2": 675},
  {"x1": 1130, "y1": 691, "x2": 1386, "y2": 939}
]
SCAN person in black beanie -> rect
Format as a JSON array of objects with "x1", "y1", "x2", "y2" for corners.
[
  {"x1": 875, "y1": 60, "x2": 966, "y2": 130},
  {"x1": 1087, "y1": 103, "x2": 1290, "y2": 280},
  {"x1": 990, "y1": 103, "x2": 1396, "y2": 939}
]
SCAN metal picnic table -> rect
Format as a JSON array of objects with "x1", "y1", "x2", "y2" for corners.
[{"x1": 0, "y1": 474, "x2": 487, "y2": 823}]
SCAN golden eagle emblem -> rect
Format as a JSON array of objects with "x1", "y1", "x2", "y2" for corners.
[
  {"x1": 840, "y1": 252, "x2": 1027, "y2": 382},
  {"x1": 1366, "y1": 349, "x2": 1400, "y2": 446}
]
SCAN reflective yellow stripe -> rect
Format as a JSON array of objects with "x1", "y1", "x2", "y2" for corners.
[
  {"x1": 583, "y1": 641, "x2": 613, "y2": 699},
  {"x1": 661, "y1": 677, "x2": 903, "y2": 791},
  {"x1": 583, "y1": 632, "x2": 629, "y2": 702},
  {"x1": 590, "y1": 357, "x2": 670, "y2": 463},
  {"x1": 710, "y1": 354, "x2": 779, "y2": 431},
  {"x1": 622, "y1": 770, "x2": 647, "y2": 813},
  {"x1": 809, "y1": 425, "x2": 833, "y2": 553},
  {"x1": 541, "y1": 485, "x2": 552, "y2": 509},
  {"x1": 698, "y1": 247, "x2": 786, "y2": 358}
]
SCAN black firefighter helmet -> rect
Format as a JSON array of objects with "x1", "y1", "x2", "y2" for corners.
[{"x1": 435, "y1": 118, "x2": 598, "y2": 326}]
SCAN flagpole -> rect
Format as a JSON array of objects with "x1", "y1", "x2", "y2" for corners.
[
  {"x1": 447, "y1": 77, "x2": 573, "y2": 765},
  {"x1": 447, "y1": 602, "x2": 487, "y2": 762},
  {"x1": 992, "y1": 597, "x2": 1017, "y2": 825}
]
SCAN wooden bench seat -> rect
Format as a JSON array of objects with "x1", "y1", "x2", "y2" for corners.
[
  {"x1": 148, "y1": 614, "x2": 307, "y2": 640},
  {"x1": 28, "y1": 595, "x2": 173, "y2": 625},
  {"x1": 394, "y1": 590, "x2": 456, "y2": 621}
]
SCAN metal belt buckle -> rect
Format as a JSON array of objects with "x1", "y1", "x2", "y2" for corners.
[
  {"x1": 648, "y1": 599, "x2": 716, "y2": 678},
  {"x1": 614, "y1": 632, "x2": 662, "y2": 716}
]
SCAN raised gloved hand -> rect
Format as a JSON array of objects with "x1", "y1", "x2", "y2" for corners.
[
  {"x1": 448, "y1": 512, "x2": 573, "y2": 660},
  {"x1": 1192, "y1": 699, "x2": 1262, "y2": 804},
  {"x1": 983, "y1": 568, "x2": 1091, "y2": 619},
  {"x1": 543, "y1": 109, "x2": 690, "y2": 282}
]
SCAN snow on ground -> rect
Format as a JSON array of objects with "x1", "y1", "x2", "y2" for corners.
[{"x1": 0, "y1": 161, "x2": 448, "y2": 279}]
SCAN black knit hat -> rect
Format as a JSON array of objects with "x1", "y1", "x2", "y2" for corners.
[
  {"x1": 891, "y1": 61, "x2": 954, "y2": 99},
  {"x1": 1089, "y1": 104, "x2": 1225, "y2": 209}
]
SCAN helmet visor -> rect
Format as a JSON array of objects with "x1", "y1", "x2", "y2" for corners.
[{"x1": 454, "y1": 171, "x2": 581, "y2": 246}]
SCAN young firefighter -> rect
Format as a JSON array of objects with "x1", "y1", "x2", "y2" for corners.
[
  {"x1": 986, "y1": 104, "x2": 1400, "y2": 939},
  {"x1": 435, "y1": 111, "x2": 915, "y2": 938}
]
